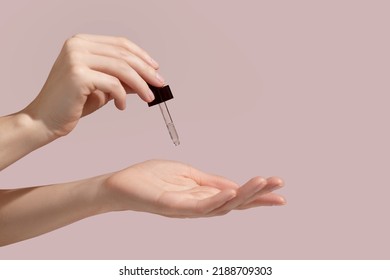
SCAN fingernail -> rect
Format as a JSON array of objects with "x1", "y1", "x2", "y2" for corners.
[
  {"x1": 155, "y1": 72, "x2": 165, "y2": 84},
  {"x1": 147, "y1": 89, "x2": 155, "y2": 102},
  {"x1": 280, "y1": 197, "x2": 287, "y2": 205}
]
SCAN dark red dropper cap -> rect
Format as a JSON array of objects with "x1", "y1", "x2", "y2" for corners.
[{"x1": 147, "y1": 84, "x2": 174, "y2": 107}]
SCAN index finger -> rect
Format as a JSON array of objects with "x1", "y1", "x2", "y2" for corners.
[{"x1": 73, "y1": 34, "x2": 159, "y2": 69}]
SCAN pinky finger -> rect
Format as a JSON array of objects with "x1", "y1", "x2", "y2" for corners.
[{"x1": 89, "y1": 70, "x2": 127, "y2": 110}]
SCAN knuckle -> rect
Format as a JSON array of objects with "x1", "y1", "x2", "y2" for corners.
[
  {"x1": 108, "y1": 77, "x2": 123, "y2": 91},
  {"x1": 67, "y1": 50, "x2": 82, "y2": 65},
  {"x1": 67, "y1": 65, "x2": 92, "y2": 93},
  {"x1": 117, "y1": 36, "x2": 130, "y2": 47},
  {"x1": 142, "y1": 62, "x2": 155, "y2": 76},
  {"x1": 117, "y1": 47, "x2": 130, "y2": 59},
  {"x1": 69, "y1": 64, "x2": 86, "y2": 77},
  {"x1": 64, "y1": 36, "x2": 82, "y2": 51},
  {"x1": 108, "y1": 76, "x2": 120, "y2": 87},
  {"x1": 117, "y1": 59, "x2": 130, "y2": 72},
  {"x1": 68, "y1": 65, "x2": 89, "y2": 88},
  {"x1": 61, "y1": 51, "x2": 84, "y2": 75}
]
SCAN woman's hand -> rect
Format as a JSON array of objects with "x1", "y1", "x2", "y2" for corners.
[
  {"x1": 103, "y1": 160, "x2": 286, "y2": 218},
  {"x1": 0, "y1": 159, "x2": 286, "y2": 246},
  {"x1": 24, "y1": 34, "x2": 165, "y2": 138}
]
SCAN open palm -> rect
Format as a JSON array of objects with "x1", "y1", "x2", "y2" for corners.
[{"x1": 105, "y1": 160, "x2": 285, "y2": 218}]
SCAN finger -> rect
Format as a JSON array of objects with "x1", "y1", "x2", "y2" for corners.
[
  {"x1": 208, "y1": 177, "x2": 267, "y2": 216},
  {"x1": 236, "y1": 193, "x2": 287, "y2": 209},
  {"x1": 81, "y1": 89, "x2": 112, "y2": 117},
  {"x1": 254, "y1": 178, "x2": 284, "y2": 196},
  {"x1": 239, "y1": 178, "x2": 285, "y2": 206},
  {"x1": 78, "y1": 40, "x2": 165, "y2": 87},
  {"x1": 158, "y1": 188, "x2": 235, "y2": 218},
  {"x1": 84, "y1": 54, "x2": 155, "y2": 102},
  {"x1": 266, "y1": 176, "x2": 284, "y2": 188},
  {"x1": 89, "y1": 70, "x2": 127, "y2": 110},
  {"x1": 74, "y1": 34, "x2": 159, "y2": 69},
  {"x1": 192, "y1": 189, "x2": 236, "y2": 217}
]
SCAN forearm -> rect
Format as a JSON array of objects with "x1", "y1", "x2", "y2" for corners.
[
  {"x1": 0, "y1": 111, "x2": 56, "y2": 170},
  {"x1": 0, "y1": 174, "x2": 111, "y2": 246}
]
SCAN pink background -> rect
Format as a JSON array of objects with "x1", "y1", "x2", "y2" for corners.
[{"x1": 0, "y1": 0, "x2": 389, "y2": 259}]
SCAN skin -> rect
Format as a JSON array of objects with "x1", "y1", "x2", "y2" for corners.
[{"x1": 0, "y1": 34, "x2": 286, "y2": 247}]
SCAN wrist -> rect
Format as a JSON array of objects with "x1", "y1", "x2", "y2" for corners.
[
  {"x1": 20, "y1": 107, "x2": 59, "y2": 144},
  {"x1": 97, "y1": 171, "x2": 135, "y2": 213},
  {"x1": 0, "y1": 111, "x2": 57, "y2": 170},
  {"x1": 87, "y1": 173, "x2": 120, "y2": 214}
]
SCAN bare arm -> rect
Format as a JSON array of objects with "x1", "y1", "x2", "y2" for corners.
[
  {"x1": 0, "y1": 160, "x2": 285, "y2": 246},
  {"x1": 0, "y1": 175, "x2": 108, "y2": 246},
  {"x1": 0, "y1": 112, "x2": 55, "y2": 170}
]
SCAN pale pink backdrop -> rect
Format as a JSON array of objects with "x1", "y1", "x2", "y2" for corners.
[{"x1": 0, "y1": 0, "x2": 389, "y2": 259}]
